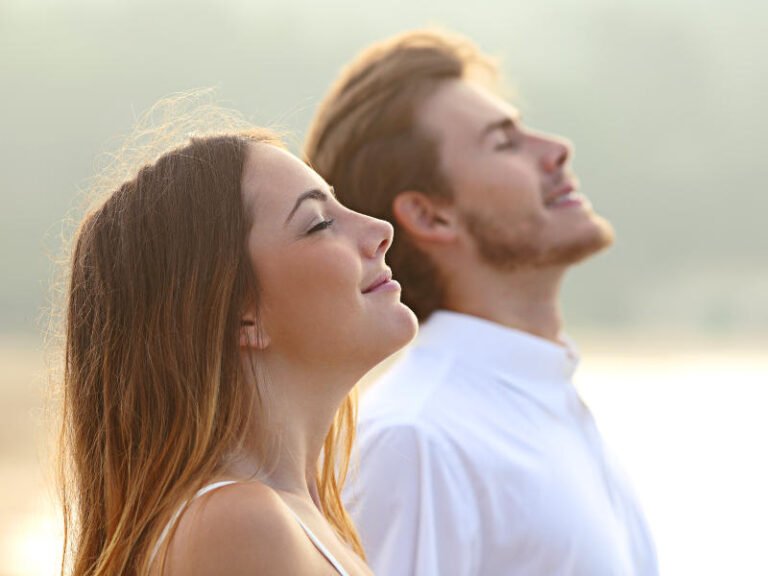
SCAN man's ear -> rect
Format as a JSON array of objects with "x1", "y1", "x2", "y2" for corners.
[
  {"x1": 392, "y1": 191, "x2": 458, "y2": 244},
  {"x1": 239, "y1": 319, "x2": 271, "y2": 350}
]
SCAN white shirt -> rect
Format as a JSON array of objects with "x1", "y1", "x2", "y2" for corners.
[{"x1": 345, "y1": 311, "x2": 658, "y2": 576}]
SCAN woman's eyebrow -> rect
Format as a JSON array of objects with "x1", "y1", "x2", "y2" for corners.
[{"x1": 285, "y1": 188, "x2": 328, "y2": 224}]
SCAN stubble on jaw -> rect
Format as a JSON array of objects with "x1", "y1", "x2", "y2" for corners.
[{"x1": 461, "y1": 209, "x2": 615, "y2": 272}]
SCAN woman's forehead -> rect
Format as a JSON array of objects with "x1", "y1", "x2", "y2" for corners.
[{"x1": 242, "y1": 143, "x2": 327, "y2": 216}]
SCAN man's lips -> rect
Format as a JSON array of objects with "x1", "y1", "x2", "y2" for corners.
[
  {"x1": 544, "y1": 181, "x2": 583, "y2": 208},
  {"x1": 362, "y1": 269, "x2": 394, "y2": 294}
]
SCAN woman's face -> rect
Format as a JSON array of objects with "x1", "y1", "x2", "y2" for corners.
[{"x1": 241, "y1": 143, "x2": 417, "y2": 372}]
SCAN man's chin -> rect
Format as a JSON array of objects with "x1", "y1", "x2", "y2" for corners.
[
  {"x1": 466, "y1": 209, "x2": 614, "y2": 270},
  {"x1": 540, "y1": 218, "x2": 615, "y2": 267},
  {"x1": 587, "y1": 215, "x2": 615, "y2": 252}
]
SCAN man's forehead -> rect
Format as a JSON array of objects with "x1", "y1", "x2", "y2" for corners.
[{"x1": 418, "y1": 79, "x2": 519, "y2": 136}]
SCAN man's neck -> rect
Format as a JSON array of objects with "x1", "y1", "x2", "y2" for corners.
[{"x1": 443, "y1": 264, "x2": 566, "y2": 343}]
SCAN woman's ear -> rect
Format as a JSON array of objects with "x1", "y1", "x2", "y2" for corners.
[
  {"x1": 392, "y1": 191, "x2": 458, "y2": 244},
  {"x1": 239, "y1": 319, "x2": 271, "y2": 350}
]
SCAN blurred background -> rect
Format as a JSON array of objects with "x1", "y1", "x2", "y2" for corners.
[{"x1": 1, "y1": 0, "x2": 766, "y2": 574}]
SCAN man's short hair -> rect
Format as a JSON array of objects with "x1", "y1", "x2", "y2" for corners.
[{"x1": 305, "y1": 29, "x2": 498, "y2": 321}]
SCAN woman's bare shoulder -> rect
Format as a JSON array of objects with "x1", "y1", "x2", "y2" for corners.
[{"x1": 162, "y1": 481, "x2": 323, "y2": 576}]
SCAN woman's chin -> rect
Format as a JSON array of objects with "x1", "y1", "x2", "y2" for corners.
[
  {"x1": 379, "y1": 304, "x2": 419, "y2": 359},
  {"x1": 355, "y1": 305, "x2": 416, "y2": 369},
  {"x1": 392, "y1": 301, "x2": 418, "y2": 343}
]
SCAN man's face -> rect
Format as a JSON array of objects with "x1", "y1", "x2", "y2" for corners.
[{"x1": 416, "y1": 78, "x2": 614, "y2": 271}]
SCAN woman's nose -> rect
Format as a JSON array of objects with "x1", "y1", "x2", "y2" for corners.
[{"x1": 363, "y1": 216, "x2": 393, "y2": 258}]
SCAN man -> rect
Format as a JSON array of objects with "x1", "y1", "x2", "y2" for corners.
[{"x1": 305, "y1": 29, "x2": 657, "y2": 575}]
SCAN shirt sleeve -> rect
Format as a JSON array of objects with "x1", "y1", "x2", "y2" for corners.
[{"x1": 343, "y1": 422, "x2": 481, "y2": 576}]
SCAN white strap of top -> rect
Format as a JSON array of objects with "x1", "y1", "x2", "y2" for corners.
[
  {"x1": 148, "y1": 480, "x2": 351, "y2": 576},
  {"x1": 284, "y1": 506, "x2": 351, "y2": 576},
  {"x1": 149, "y1": 480, "x2": 239, "y2": 567}
]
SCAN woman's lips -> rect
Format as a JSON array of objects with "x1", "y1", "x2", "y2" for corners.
[
  {"x1": 365, "y1": 278, "x2": 401, "y2": 294},
  {"x1": 362, "y1": 269, "x2": 395, "y2": 293}
]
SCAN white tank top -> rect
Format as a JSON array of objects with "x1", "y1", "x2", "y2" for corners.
[{"x1": 150, "y1": 480, "x2": 351, "y2": 576}]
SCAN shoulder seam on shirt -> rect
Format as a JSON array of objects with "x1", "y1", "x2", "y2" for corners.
[{"x1": 360, "y1": 346, "x2": 460, "y2": 423}]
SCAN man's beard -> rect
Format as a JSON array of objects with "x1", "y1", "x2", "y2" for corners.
[{"x1": 461, "y1": 208, "x2": 615, "y2": 271}]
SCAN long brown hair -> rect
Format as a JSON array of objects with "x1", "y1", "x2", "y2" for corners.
[
  {"x1": 304, "y1": 28, "x2": 498, "y2": 321},
  {"x1": 58, "y1": 106, "x2": 364, "y2": 575}
]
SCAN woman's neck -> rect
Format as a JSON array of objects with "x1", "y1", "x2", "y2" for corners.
[{"x1": 225, "y1": 351, "x2": 359, "y2": 507}]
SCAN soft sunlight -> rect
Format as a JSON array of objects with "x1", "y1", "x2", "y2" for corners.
[
  {"x1": 577, "y1": 350, "x2": 768, "y2": 576},
  {"x1": 4, "y1": 513, "x2": 62, "y2": 576},
  {"x1": 4, "y1": 347, "x2": 766, "y2": 575}
]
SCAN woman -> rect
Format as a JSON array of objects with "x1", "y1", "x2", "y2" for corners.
[{"x1": 59, "y1": 120, "x2": 417, "y2": 574}]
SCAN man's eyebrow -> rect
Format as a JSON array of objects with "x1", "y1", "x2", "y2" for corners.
[
  {"x1": 479, "y1": 116, "x2": 520, "y2": 142},
  {"x1": 285, "y1": 188, "x2": 329, "y2": 224}
]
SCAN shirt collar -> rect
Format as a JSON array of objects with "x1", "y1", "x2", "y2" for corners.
[{"x1": 416, "y1": 310, "x2": 580, "y2": 384}]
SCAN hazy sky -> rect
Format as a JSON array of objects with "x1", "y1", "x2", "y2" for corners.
[{"x1": 2, "y1": 0, "x2": 766, "y2": 336}]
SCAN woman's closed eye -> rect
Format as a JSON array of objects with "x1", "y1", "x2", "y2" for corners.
[{"x1": 307, "y1": 218, "x2": 335, "y2": 235}]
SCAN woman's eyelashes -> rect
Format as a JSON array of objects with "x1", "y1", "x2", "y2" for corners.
[{"x1": 307, "y1": 218, "x2": 336, "y2": 235}]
